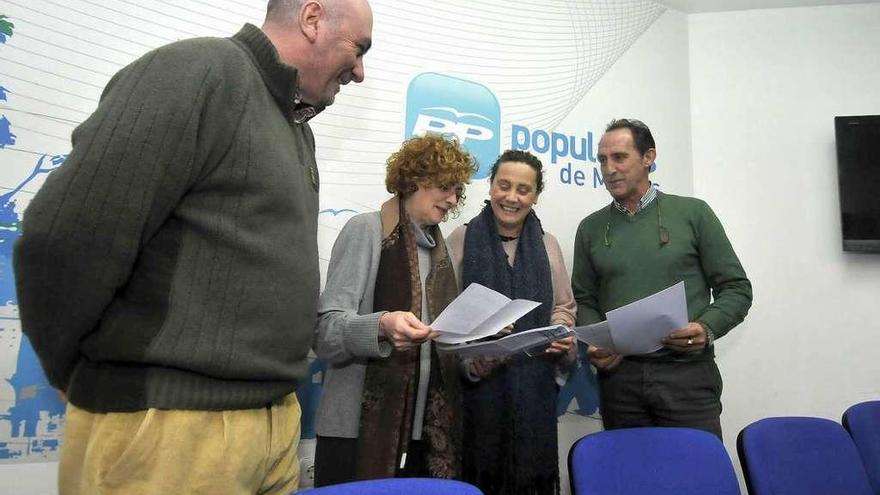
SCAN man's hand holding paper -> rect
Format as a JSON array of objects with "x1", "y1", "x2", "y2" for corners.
[
  {"x1": 662, "y1": 321, "x2": 708, "y2": 353},
  {"x1": 574, "y1": 282, "x2": 688, "y2": 356}
]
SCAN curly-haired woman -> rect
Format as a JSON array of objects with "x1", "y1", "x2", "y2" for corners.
[{"x1": 313, "y1": 134, "x2": 476, "y2": 486}]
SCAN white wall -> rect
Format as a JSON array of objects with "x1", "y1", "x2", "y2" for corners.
[{"x1": 688, "y1": 0, "x2": 880, "y2": 474}]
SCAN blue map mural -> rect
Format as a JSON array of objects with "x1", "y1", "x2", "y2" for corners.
[
  {"x1": 0, "y1": 116, "x2": 14, "y2": 149},
  {"x1": 0, "y1": 154, "x2": 68, "y2": 461},
  {"x1": 0, "y1": 15, "x2": 13, "y2": 44},
  {"x1": 0, "y1": 14, "x2": 68, "y2": 461},
  {"x1": 557, "y1": 344, "x2": 600, "y2": 417}
]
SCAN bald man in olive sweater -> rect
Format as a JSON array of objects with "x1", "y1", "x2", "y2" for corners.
[{"x1": 13, "y1": 1, "x2": 372, "y2": 493}]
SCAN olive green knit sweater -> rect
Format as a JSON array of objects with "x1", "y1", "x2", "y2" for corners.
[
  {"x1": 14, "y1": 24, "x2": 320, "y2": 412},
  {"x1": 572, "y1": 192, "x2": 752, "y2": 360}
]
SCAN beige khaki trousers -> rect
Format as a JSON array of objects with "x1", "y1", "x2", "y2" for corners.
[{"x1": 59, "y1": 393, "x2": 301, "y2": 495}]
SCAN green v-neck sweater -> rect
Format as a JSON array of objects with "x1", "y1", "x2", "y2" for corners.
[
  {"x1": 572, "y1": 192, "x2": 752, "y2": 360},
  {"x1": 14, "y1": 25, "x2": 320, "y2": 412}
]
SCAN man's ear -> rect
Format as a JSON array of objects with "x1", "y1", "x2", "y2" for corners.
[
  {"x1": 643, "y1": 148, "x2": 657, "y2": 169},
  {"x1": 299, "y1": 1, "x2": 324, "y2": 43}
]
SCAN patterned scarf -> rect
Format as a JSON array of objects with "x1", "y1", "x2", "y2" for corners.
[
  {"x1": 355, "y1": 196, "x2": 462, "y2": 480},
  {"x1": 461, "y1": 202, "x2": 559, "y2": 495}
]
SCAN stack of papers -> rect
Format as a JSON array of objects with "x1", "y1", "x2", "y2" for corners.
[{"x1": 438, "y1": 325, "x2": 575, "y2": 358}]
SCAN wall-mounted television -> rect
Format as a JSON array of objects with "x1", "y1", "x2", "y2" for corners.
[{"x1": 834, "y1": 115, "x2": 880, "y2": 253}]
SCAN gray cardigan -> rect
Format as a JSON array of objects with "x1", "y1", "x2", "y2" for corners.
[
  {"x1": 314, "y1": 212, "x2": 393, "y2": 438},
  {"x1": 314, "y1": 210, "x2": 447, "y2": 438}
]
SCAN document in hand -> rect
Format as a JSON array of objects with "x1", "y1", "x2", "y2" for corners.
[
  {"x1": 437, "y1": 325, "x2": 575, "y2": 358},
  {"x1": 573, "y1": 281, "x2": 688, "y2": 355},
  {"x1": 431, "y1": 282, "x2": 541, "y2": 345}
]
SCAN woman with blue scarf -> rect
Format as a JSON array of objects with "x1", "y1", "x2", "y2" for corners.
[{"x1": 447, "y1": 150, "x2": 577, "y2": 494}]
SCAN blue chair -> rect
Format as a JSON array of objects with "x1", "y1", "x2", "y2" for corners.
[
  {"x1": 568, "y1": 427, "x2": 740, "y2": 494},
  {"x1": 844, "y1": 401, "x2": 880, "y2": 494},
  {"x1": 297, "y1": 478, "x2": 483, "y2": 494},
  {"x1": 737, "y1": 416, "x2": 873, "y2": 495}
]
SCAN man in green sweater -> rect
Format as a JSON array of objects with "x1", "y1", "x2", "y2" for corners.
[
  {"x1": 572, "y1": 119, "x2": 752, "y2": 439},
  {"x1": 12, "y1": 0, "x2": 372, "y2": 493}
]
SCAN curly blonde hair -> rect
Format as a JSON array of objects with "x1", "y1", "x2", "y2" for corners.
[{"x1": 385, "y1": 133, "x2": 477, "y2": 217}]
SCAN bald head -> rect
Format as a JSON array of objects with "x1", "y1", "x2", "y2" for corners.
[
  {"x1": 265, "y1": 0, "x2": 367, "y2": 27},
  {"x1": 262, "y1": 0, "x2": 373, "y2": 107}
]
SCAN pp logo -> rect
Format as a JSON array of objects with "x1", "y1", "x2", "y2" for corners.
[{"x1": 405, "y1": 73, "x2": 501, "y2": 179}]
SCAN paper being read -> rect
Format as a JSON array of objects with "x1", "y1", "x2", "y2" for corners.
[
  {"x1": 606, "y1": 281, "x2": 687, "y2": 355},
  {"x1": 574, "y1": 281, "x2": 687, "y2": 355},
  {"x1": 431, "y1": 283, "x2": 541, "y2": 345}
]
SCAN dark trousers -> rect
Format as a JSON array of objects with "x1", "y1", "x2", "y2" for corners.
[
  {"x1": 598, "y1": 358, "x2": 724, "y2": 439},
  {"x1": 314, "y1": 435, "x2": 429, "y2": 487}
]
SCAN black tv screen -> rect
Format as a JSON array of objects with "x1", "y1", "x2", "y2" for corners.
[{"x1": 835, "y1": 115, "x2": 880, "y2": 253}]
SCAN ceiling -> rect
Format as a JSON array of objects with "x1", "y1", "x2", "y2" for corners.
[{"x1": 659, "y1": 0, "x2": 880, "y2": 13}]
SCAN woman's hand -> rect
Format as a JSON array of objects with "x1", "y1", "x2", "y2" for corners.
[
  {"x1": 496, "y1": 324, "x2": 513, "y2": 337},
  {"x1": 467, "y1": 356, "x2": 509, "y2": 380},
  {"x1": 545, "y1": 336, "x2": 577, "y2": 364},
  {"x1": 378, "y1": 311, "x2": 438, "y2": 350}
]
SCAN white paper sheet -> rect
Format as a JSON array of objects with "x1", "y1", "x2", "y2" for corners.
[{"x1": 431, "y1": 283, "x2": 541, "y2": 344}]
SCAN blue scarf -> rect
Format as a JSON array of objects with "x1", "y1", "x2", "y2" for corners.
[{"x1": 460, "y1": 202, "x2": 559, "y2": 494}]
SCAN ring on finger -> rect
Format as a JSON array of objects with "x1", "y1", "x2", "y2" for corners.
[{"x1": 686, "y1": 337, "x2": 695, "y2": 345}]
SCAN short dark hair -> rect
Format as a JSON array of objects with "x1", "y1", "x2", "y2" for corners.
[
  {"x1": 605, "y1": 118, "x2": 656, "y2": 156},
  {"x1": 489, "y1": 149, "x2": 545, "y2": 195}
]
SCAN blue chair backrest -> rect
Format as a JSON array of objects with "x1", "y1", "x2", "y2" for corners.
[
  {"x1": 297, "y1": 478, "x2": 483, "y2": 494},
  {"x1": 568, "y1": 427, "x2": 740, "y2": 495},
  {"x1": 844, "y1": 401, "x2": 880, "y2": 494},
  {"x1": 738, "y1": 416, "x2": 873, "y2": 495}
]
